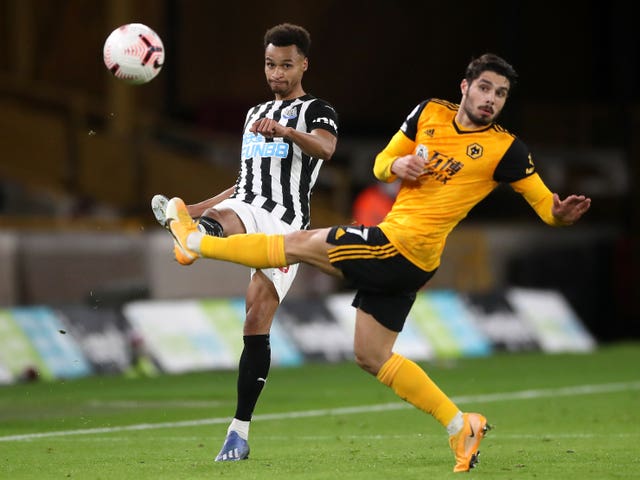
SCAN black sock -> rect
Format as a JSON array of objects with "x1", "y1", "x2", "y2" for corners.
[
  {"x1": 234, "y1": 334, "x2": 271, "y2": 421},
  {"x1": 197, "y1": 216, "x2": 224, "y2": 237}
]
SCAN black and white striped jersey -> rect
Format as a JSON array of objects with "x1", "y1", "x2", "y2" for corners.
[{"x1": 231, "y1": 94, "x2": 338, "y2": 230}]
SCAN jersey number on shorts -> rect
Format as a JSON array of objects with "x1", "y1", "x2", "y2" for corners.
[{"x1": 346, "y1": 227, "x2": 369, "y2": 241}]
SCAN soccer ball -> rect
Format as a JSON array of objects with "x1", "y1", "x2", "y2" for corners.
[{"x1": 103, "y1": 23, "x2": 164, "y2": 85}]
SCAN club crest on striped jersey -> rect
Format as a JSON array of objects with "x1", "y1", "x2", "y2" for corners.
[{"x1": 281, "y1": 106, "x2": 298, "y2": 119}]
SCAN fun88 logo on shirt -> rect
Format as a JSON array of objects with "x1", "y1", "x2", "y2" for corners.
[{"x1": 241, "y1": 133, "x2": 289, "y2": 160}]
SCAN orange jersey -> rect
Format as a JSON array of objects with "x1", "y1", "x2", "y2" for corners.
[{"x1": 374, "y1": 99, "x2": 561, "y2": 272}]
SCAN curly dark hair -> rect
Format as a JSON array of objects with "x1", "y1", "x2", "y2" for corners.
[
  {"x1": 465, "y1": 53, "x2": 518, "y2": 88},
  {"x1": 264, "y1": 23, "x2": 311, "y2": 57}
]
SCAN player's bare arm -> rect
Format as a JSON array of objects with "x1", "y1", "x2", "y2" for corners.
[
  {"x1": 391, "y1": 154, "x2": 427, "y2": 182},
  {"x1": 551, "y1": 193, "x2": 592, "y2": 225},
  {"x1": 250, "y1": 118, "x2": 336, "y2": 160},
  {"x1": 185, "y1": 186, "x2": 236, "y2": 217}
]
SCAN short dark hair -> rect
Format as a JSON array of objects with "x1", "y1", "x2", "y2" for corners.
[
  {"x1": 465, "y1": 53, "x2": 518, "y2": 88},
  {"x1": 264, "y1": 23, "x2": 311, "y2": 57}
]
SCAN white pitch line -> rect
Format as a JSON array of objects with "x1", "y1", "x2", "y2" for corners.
[
  {"x1": 87, "y1": 400, "x2": 229, "y2": 408},
  {"x1": 1, "y1": 380, "x2": 639, "y2": 442}
]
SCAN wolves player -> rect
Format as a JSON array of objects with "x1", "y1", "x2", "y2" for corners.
[{"x1": 152, "y1": 23, "x2": 337, "y2": 461}]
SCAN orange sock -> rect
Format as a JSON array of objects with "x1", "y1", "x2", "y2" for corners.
[
  {"x1": 377, "y1": 353, "x2": 460, "y2": 428},
  {"x1": 199, "y1": 233, "x2": 287, "y2": 269}
]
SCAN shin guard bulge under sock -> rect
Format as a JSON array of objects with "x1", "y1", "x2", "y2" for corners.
[{"x1": 200, "y1": 233, "x2": 287, "y2": 268}]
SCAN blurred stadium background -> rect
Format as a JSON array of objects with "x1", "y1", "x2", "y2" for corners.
[{"x1": 0, "y1": 0, "x2": 638, "y2": 383}]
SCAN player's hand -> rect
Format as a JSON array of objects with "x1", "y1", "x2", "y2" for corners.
[
  {"x1": 552, "y1": 193, "x2": 591, "y2": 225},
  {"x1": 391, "y1": 154, "x2": 427, "y2": 181},
  {"x1": 250, "y1": 118, "x2": 287, "y2": 138}
]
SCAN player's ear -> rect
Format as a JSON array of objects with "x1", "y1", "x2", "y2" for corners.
[
  {"x1": 460, "y1": 78, "x2": 468, "y2": 95},
  {"x1": 302, "y1": 58, "x2": 308, "y2": 71}
]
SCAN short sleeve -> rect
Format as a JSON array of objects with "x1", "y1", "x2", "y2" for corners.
[
  {"x1": 400, "y1": 100, "x2": 429, "y2": 141},
  {"x1": 306, "y1": 99, "x2": 338, "y2": 137}
]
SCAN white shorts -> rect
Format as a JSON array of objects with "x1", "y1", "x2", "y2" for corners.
[{"x1": 214, "y1": 198, "x2": 299, "y2": 301}]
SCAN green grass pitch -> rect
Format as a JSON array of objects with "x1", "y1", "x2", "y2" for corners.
[{"x1": 1, "y1": 342, "x2": 639, "y2": 479}]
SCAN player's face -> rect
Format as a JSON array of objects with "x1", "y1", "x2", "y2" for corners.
[
  {"x1": 459, "y1": 71, "x2": 510, "y2": 127},
  {"x1": 264, "y1": 44, "x2": 308, "y2": 100}
]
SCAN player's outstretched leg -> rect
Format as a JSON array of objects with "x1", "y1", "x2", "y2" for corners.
[{"x1": 167, "y1": 197, "x2": 288, "y2": 269}]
